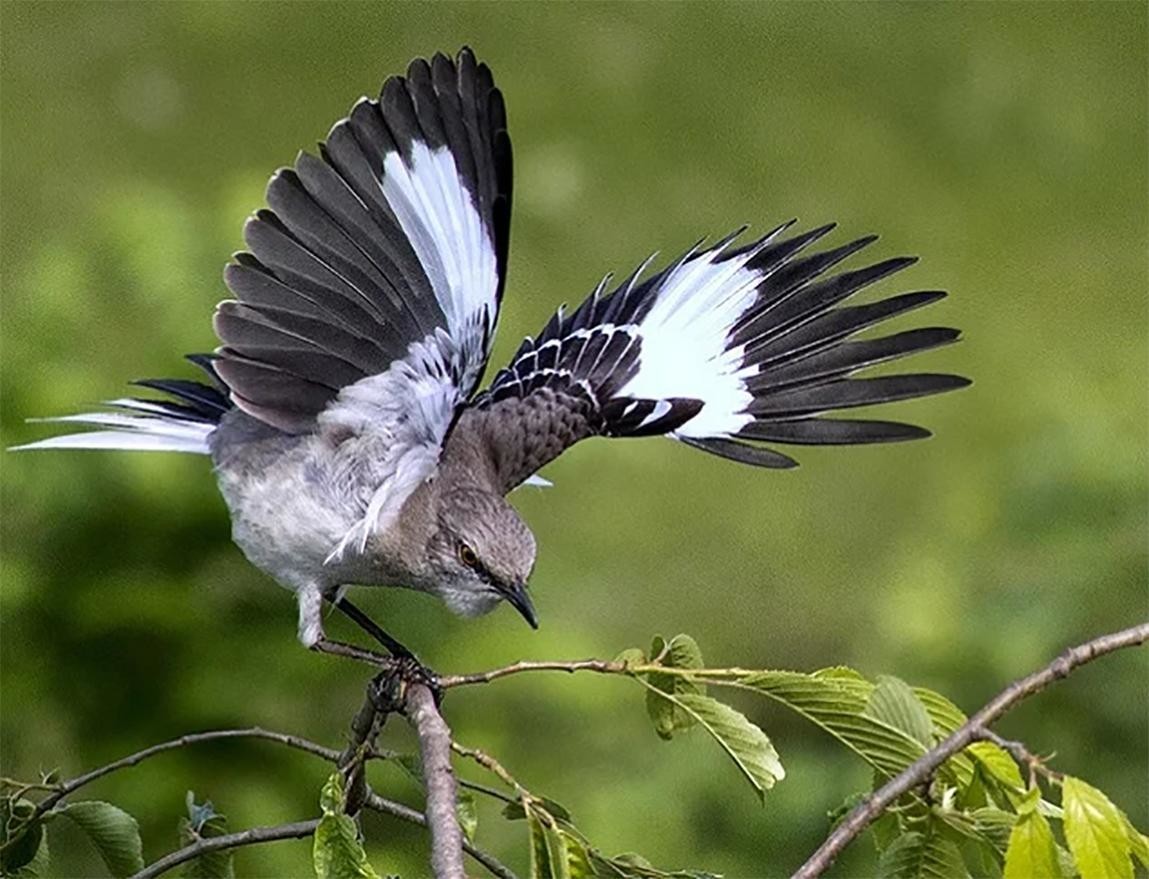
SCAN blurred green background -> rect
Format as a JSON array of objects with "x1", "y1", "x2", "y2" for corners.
[{"x1": 2, "y1": 2, "x2": 1146, "y2": 877}]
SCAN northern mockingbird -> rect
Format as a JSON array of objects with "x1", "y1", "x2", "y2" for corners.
[{"x1": 16, "y1": 48, "x2": 969, "y2": 664}]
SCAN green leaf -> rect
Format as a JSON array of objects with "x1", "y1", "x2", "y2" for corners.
[
  {"x1": 1062, "y1": 776, "x2": 1133, "y2": 879},
  {"x1": 1120, "y1": 812, "x2": 1149, "y2": 869},
  {"x1": 502, "y1": 796, "x2": 572, "y2": 823},
  {"x1": 914, "y1": 688, "x2": 968, "y2": 736},
  {"x1": 543, "y1": 820, "x2": 573, "y2": 879},
  {"x1": 312, "y1": 774, "x2": 380, "y2": 879},
  {"x1": 877, "y1": 829, "x2": 970, "y2": 879},
  {"x1": 10, "y1": 829, "x2": 49, "y2": 879},
  {"x1": 968, "y1": 742, "x2": 1025, "y2": 795},
  {"x1": 737, "y1": 670, "x2": 931, "y2": 780},
  {"x1": 177, "y1": 793, "x2": 234, "y2": 879},
  {"x1": 395, "y1": 755, "x2": 479, "y2": 843},
  {"x1": 614, "y1": 647, "x2": 647, "y2": 669},
  {"x1": 645, "y1": 635, "x2": 706, "y2": 740},
  {"x1": 642, "y1": 683, "x2": 783, "y2": 800},
  {"x1": 591, "y1": 849, "x2": 721, "y2": 878},
  {"x1": 456, "y1": 788, "x2": 478, "y2": 845},
  {"x1": 528, "y1": 809, "x2": 554, "y2": 879},
  {"x1": 1004, "y1": 808, "x2": 1060, "y2": 879},
  {"x1": 55, "y1": 801, "x2": 144, "y2": 878},
  {"x1": 1, "y1": 797, "x2": 43, "y2": 873},
  {"x1": 972, "y1": 807, "x2": 1016, "y2": 854},
  {"x1": 865, "y1": 676, "x2": 934, "y2": 747}
]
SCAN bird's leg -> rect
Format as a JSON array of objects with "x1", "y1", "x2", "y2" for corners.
[
  {"x1": 309, "y1": 637, "x2": 393, "y2": 667},
  {"x1": 296, "y1": 584, "x2": 390, "y2": 667},
  {"x1": 327, "y1": 595, "x2": 443, "y2": 704},
  {"x1": 330, "y1": 595, "x2": 415, "y2": 658}
]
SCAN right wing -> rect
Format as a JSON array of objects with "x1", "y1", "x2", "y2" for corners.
[
  {"x1": 214, "y1": 47, "x2": 512, "y2": 435},
  {"x1": 467, "y1": 222, "x2": 969, "y2": 493}
]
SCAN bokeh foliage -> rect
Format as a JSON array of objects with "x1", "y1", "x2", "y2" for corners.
[{"x1": 1, "y1": 2, "x2": 1145, "y2": 876}]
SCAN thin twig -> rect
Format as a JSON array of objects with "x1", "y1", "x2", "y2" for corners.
[
  {"x1": 0, "y1": 778, "x2": 64, "y2": 794},
  {"x1": 451, "y1": 742, "x2": 526, "y2": 796},
  {"x1": 976, "y1": 728, "x2": 1064, "y2": 786},
  {"x1": 458, "y1": 776, "x2": 517, "y2": 805},
  {"x1": 362, "y1": 789, "x2": 518, "y2": 879},
  {"x1": 30, "y1": 727, "x2": 340, "y2": 823},
  {"x1": 406, "y1": 683, "x2": 465, "y2": 879},
  {"x1": 439, "y1": 658, "x2": 629, "y2": 688},
  {"x1": 792, "y1": 622, "x2": 1149, "y2": 879},
  {"x1": 130, "y1": 819, "x2": 319, "y2": 879}
]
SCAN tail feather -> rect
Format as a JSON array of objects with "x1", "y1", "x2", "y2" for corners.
[{"x1": 11, "y1": 355, "x2": 232, "y2": 455}]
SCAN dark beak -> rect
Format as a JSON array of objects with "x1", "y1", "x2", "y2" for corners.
[{"x1": 504, "y1": 580, "x2": 538, "y2": 629}]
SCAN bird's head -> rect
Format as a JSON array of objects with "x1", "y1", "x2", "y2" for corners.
[{"x1": 425, "y1": 487, "x2": 538, "y2": 627}]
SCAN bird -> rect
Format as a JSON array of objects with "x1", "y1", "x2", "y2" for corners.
[{"x1": 14, "y1": 47, "x2": 970, "y2": 665}]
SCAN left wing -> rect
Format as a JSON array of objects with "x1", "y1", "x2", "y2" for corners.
[
  {"x1": 465, "y1": 222, "x2": 969, "y2": 493},
  {"x1": 15, "y1": 49, "x2": 514, "y2": 558}
]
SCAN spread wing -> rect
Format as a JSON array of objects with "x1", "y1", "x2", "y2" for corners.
[
  {"x1": 211, "y1": 48, "x2": 513, "y2": 552},
  {"x1": 214, "y1": 47, "x2": 511, "y2": 435},
  {"x1": 466, "y1": 222, "x2": 969, "y2": 493}
]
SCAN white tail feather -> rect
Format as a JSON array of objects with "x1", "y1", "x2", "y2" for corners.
[
  {"x1": 11, "y1": 408, "x2": 214, "y2": 454},
  {"x1": 619, "y1": 241, "x2": 768, "y2": 438}
]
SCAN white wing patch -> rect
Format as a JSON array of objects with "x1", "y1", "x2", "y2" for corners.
[
  {"x1": 10, "y1": 400, "x2": 214, "y2": 454},
  {"x1": 619, "y1": 244, "x2": 766, "y2": 438},
  {"x1": 382, "y1": 143, "x2": 498, "y2": 392},
  {"x1": 320, "y1": 328, "x2": 465, "y2": 561}
]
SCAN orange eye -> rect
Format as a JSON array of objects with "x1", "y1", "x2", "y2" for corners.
[{"x1": 458, "y1": 543, "x2": 479, "y2": 569}]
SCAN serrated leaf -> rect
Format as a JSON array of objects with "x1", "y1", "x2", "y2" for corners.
[
  {"x1": 645, "y1": 635, "x2": 706, "y2": 740},
  {"x1": 178, "y1": 794, "x2": 234, "y2": 879},
  {"x1": 1004, "y1": 808, "x2": 1060, "y2": 879},
  {"x1": 972, "y1": 808, "x2": 1016, "y2": 854},
  {"x1": 56, "y1": 801, "x2": 144, "y2": 878},
  {"x1": 528, "y1": 809, "x2": 553, "y2": 879},
  {"x1": 1062, "y1": 777, "x2": 1133, "y2": 879},
  {"x1": 313, "y1": 774, "x2": 379, "y2": 879},
  {"x1": 614, "y1": 648, "x2": 646, "y2": 669},
  {"x1": 968, "y1": 742, "x2": 1025, "y2": 795},
  {"x1": 1, "y1": 797, "x2": 43, "y2": 873},
  {"x1": 395, "y1": 755, "x2": 479, "y2": 843},
  {"x1": 914, "y1": 689, "x2": 968, "y2": 736},
  {"x1": 1120, "y1": 812, "x2": 1149, "y2": 869},
  {"x1": 10, "y1": 829, "x2": 49, "y2": 879},
  {"x1": 643, "y1": 684, "x2": 783, "y2": 800},
  {"x1": 738, "y1": 670, "x2": 932, "y2": 781},
  {"x1": 456, "y1": 788, "x2": 478, "y2": 845},
  {"x1": 877, "y1": 829, "x2": 970, "y2": 879},
  {"x1": 591, "y1": 850, "x2": 721, "y2": 878},
  {"x1": 544, "y1": 820, "x2": 573, "y2": 879},
  {"x1": 503, "y1": 796, "x2": 572, "y2": 823},
  {"x1": 866, "y1": 677, "x2": 934, "y2": 747}
]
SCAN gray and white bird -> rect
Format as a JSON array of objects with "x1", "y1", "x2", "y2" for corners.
[{"x1": 15, "y1": 48, "x2": 969, "y2": 662}]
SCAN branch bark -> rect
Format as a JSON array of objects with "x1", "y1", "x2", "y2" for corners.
[
  {"x1": 362, "y1": 789, "x2": 517, "y2": 879},
  {"x1": 31, "y1": 727, "x2": 342, "y2": 824},
  {"x1": 792, "y1": 621, "x2": 1149, "y2": 879},
  {"x1": 131, "y1": 819, "x2": 320, "y2": 879},
  {"x1": 405, "y1": 683, "x2": 466, "y2": 879}
]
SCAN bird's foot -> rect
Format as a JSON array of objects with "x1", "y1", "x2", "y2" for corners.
[{"x1": 369, "y1": 653, "x2": 443, "y2": 710}]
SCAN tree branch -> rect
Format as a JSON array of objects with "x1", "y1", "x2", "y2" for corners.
[
  {"x1": 130, "y1": 819, "x2": 320, "y2": 879},
  {"x1": 31, "y1": 727, "x2": 341, "y2": 824},
  {"x1": 362, "y1": 789, "x2": 517, "y2": 879},
  {"x1": 438, "y1": 658, "x2": 628, "y2": 688},
  {"x1": 405, "y1": 683, "x2": 465, "y2": 879},
  {"x1": 792, "y1": 622, "x2": 1149, "y2": 879}
]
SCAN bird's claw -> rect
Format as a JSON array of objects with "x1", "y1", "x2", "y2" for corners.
[{"x1": 369, "y1": 653, "x2": 443, "y2": 710}]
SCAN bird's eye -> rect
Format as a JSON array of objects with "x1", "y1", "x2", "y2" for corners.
[{"x1": 458, "y1": 543, "x2": 479, "y2": 569}]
